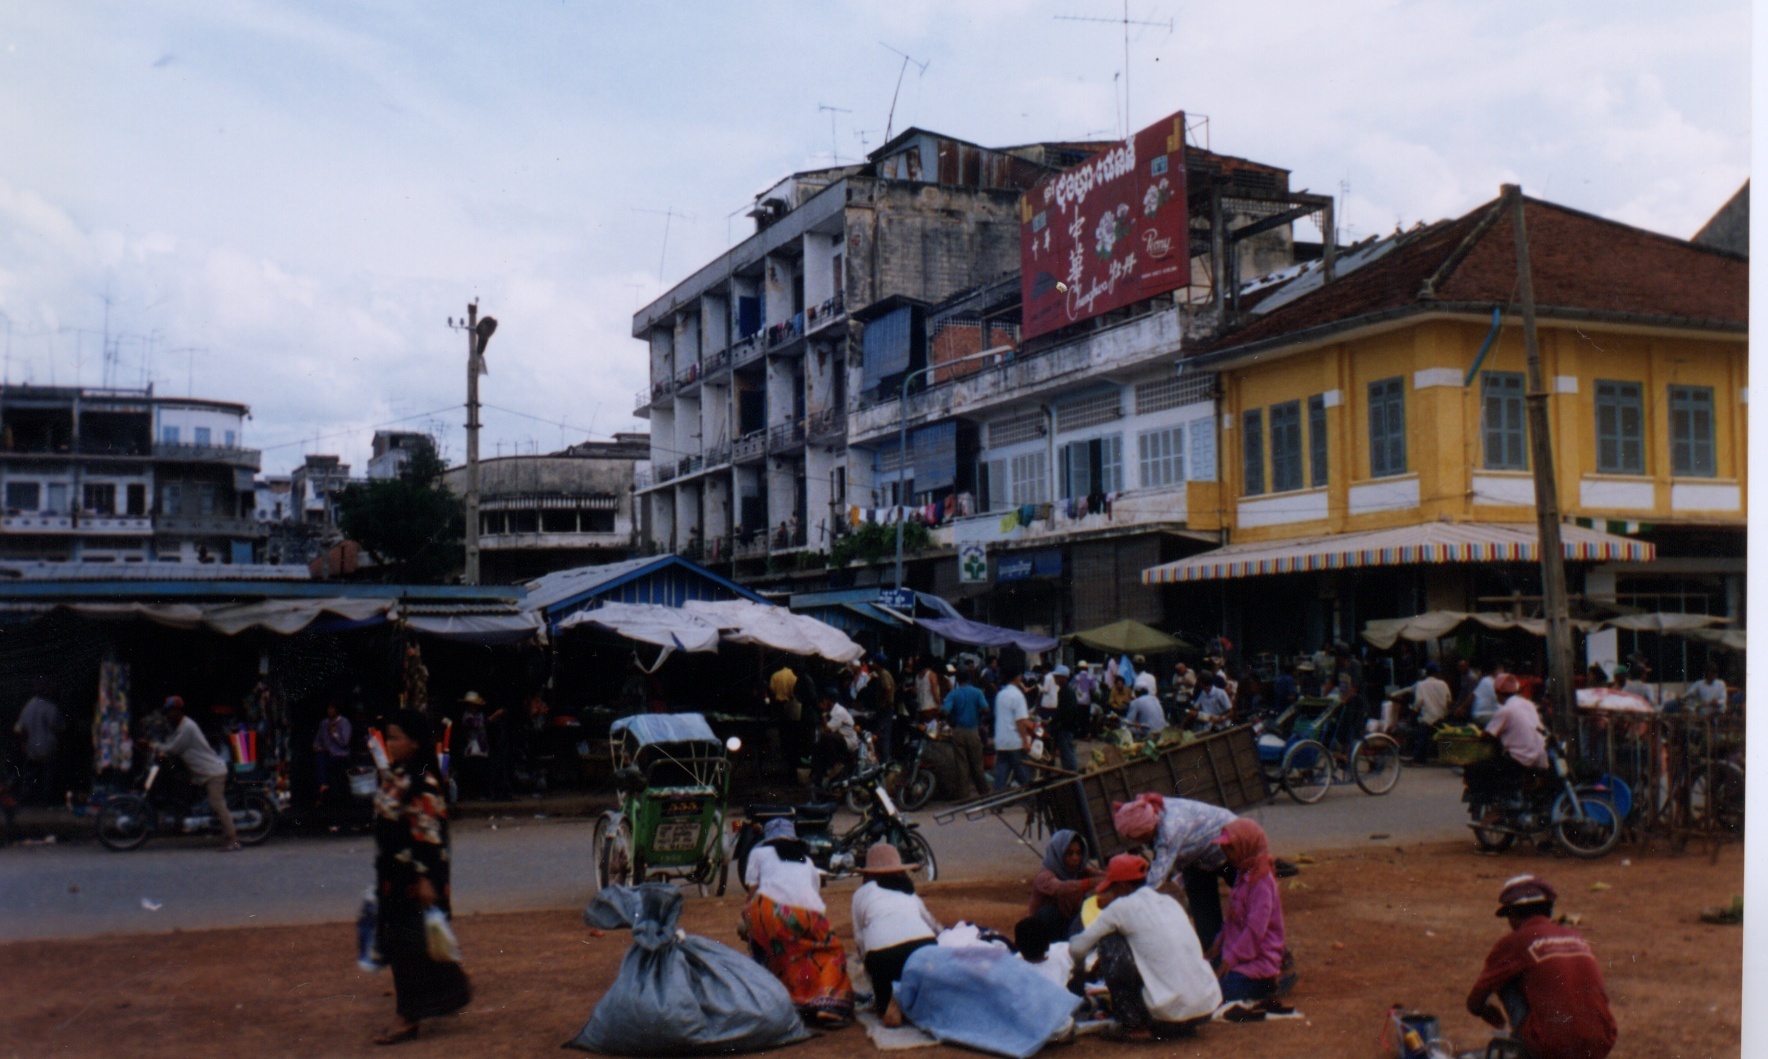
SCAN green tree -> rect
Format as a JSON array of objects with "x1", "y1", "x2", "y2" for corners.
[{"x1": 334, "y1": 439, "x2": 463, "y2": 583}]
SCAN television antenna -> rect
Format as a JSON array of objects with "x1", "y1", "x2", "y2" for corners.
[
  {"x1": 879, "y1": 43, "x2": 929, "y2": 144},
  {"x1": 627, "y1": 206, "x2": 695, "y2": 284},
  {"x1": 1055, "y1": 3, "x2": 1174, "y2": 135},
  {"x1": 817, "y1": 103, "x2": 851, "y2": 163}
]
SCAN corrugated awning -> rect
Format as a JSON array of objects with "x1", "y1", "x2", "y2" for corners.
[{"x1": 1142, "y1": 522, "x2": 1654, "y2": 585}]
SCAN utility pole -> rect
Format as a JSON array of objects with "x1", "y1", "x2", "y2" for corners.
[
  {"x1": 1503, "y1": 184, "x2": 1576, "y2": 739},
  {"x1": 454, "y1": 303, "x2": 497, "y2": 585}
]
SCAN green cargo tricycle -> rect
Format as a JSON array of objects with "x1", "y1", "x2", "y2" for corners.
[{"x1": 592, "y1": 712, "x2": 738, "y2": 896}]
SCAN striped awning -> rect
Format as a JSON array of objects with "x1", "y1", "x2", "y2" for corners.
[{"x1": 1142, "y1": 522, "x2": 1655, "y2": 585}]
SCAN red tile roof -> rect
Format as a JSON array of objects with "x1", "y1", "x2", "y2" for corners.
[{"x1": 1206, "y1": 196, "x2": 1747, "y2": 356}]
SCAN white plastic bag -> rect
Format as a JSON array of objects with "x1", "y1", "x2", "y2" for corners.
[{"x1": 424, "y1": 907, "x2": 462, "y2": 964}]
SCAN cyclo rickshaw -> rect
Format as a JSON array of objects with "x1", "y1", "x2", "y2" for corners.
[
  {"x1": 1255, "y1": 695, "x2": 1402, "y2": 803},
  {"x1": 592, "y1": 713, "x2": 739, "y2": 896}
]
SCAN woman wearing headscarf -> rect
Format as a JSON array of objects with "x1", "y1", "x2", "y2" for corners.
[
  {"x1": 850, "y1": 842, "x2": 941, "y2": 1027},
  {"x1": 371, "y1": 709, "x2": 470, "y2": 1045},
  {"x1": 740, "y1": 818, "x2": 855, "y2": 1028},
  {"x1": 1211, "y1": 819, "x2": 1288, "y2": 1004},
  {"x1": 1112, "y1": 792, "x2": 1239, "y2": 951},
  {"x1": 1028, "y1": 829, "x2": 1102, "y2": 938}
]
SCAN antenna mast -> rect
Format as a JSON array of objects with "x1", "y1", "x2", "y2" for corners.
[
  {"x1": 817, "y1": 103, "x2": 852, "y2": 163},
  {"x1": 1055, "y1": 3, "x2": 1174, "y2": 135},
  {"x1": 879, "y1": 43, "x2": 929, "y2": 144}
]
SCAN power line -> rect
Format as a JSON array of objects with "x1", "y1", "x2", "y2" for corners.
[{"x1": 257, "y1": 404, "x2": 461, "y2": 452}]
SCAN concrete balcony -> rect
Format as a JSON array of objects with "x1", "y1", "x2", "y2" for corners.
[
  {"x1": 731, "y1": 335, "x2": 765, "y2": 369},
  {"x1": 806, "y1": 407, "x2": 846, "y2": 445},
  {"x1": 732, "y1": 430, "x2": 767, "y2": 463},
  {"x1": 767, "y1": 420, "x2": 806, "y2": 454},
  {"x1": 156, "y1": 514, "x2": 263, "y2": 537},
  {"x1": 153, "y1": 442, "x2": 262, "y2": 469},
  {"x1": 2, "y1": 512, "x2": 74, "y2": 533},
  {"x1": 480, "y1": 530, "x2": 630, "y2": 551},
  {"x1": 1, "y1": 512, "x2": 157, "y2": 535},
  {"x1": 804, "y1": 291, "x2": 846, "y2": 336},
  {"x1": 926, "y1": 482, "x2": 1191, "y2": 549},
  {"x1": 633, "y1": 388, "x2": 651, "y2": 417},
  {"x1": 848, "y1": 307, "x2": 1184, "y2": 444}
]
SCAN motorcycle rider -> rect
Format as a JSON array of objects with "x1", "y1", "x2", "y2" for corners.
[
  {"x1": 1463, "y1": 674, "x2": 1549, "y2": 802},
  {"x1": 147, "y1": 696, "x2": 240, "y2": 851}
]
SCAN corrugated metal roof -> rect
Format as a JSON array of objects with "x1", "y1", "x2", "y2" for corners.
[{"x1": 521, "y1": 555, "x2": 767, "y2": 619}]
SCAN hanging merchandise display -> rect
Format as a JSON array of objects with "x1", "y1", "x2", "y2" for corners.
[
  {"x1": 92, "y1": 654, "x2": 133, "y2": 775},
  {"x1": 400, "y1": 639, "x2": 430, "y2": 713}
]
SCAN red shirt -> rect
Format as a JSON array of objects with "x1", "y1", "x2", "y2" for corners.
[{"x1": 1469, "y1": 917, "x2": 1616, "y2": 1059}]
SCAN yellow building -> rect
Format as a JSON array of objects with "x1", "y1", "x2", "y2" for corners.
[{"x1": 1145, "y1": 194, "x2": 1746, "y2": 678}]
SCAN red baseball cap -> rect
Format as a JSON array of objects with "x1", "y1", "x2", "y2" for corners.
[{"x1": 1096, "y1": 853, "x2": 1150, "y2": 893}]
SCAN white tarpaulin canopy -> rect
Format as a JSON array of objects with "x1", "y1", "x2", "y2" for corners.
[
  {"x1": 684, "y1": 599, "x2": 865, "y2": 663},
  {"x1": 402, "y1": 611, "x2": 546, "y2": 645},
  {"x1": 557, "y1": 602, "x2": 722, "y2": 654},
  {"x1": 1361, "y1": 610, "x2": 1601, "y2": 650},
  {"x1": 60, "y1": 598, "x2": 393, "y2": 636}
]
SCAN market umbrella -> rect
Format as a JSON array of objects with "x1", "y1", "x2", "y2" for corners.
[
  {"x1": 1067, "y1": 618, "x2": 1194, "y2": 656},
  {"x1": 1597, "y1": 612, "x2": 1731, "y2": 704}
]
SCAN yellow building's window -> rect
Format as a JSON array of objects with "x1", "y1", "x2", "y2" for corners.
[
  {"x1": 1481, "y1": 372, "x2": 1528, "y2": 470},
  {"x1": 1368, "y1": 377, "x2": 1406, "y2": 477},
  {"x1": 1669, "y1": 386, "x2": 1717, "y2": 477},
  {"x1": 1242, "y1": 409, "x2": 1265, "y2": 495},
  {"x1": 1595, "y1": 380, "x2": 1645, "y2": 474}
]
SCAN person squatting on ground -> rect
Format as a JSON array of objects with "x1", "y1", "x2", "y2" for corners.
[
  {"x1": 1112, "y1": 791, "x2": 1239, "y2": 951},
  {"x1": 370, "y1": 709, "x2": 471, "y2": 1045},
  {"x1": 147, "y1": 696, "x2": 239, "y2": 851},
  {"x1": 1466, "y1": 874, "x2": 1616, "y2": 1059},
  {"x1": 850, "y1": 841, "x2": 940, "y2": 1027},
  {"x1": 740, "y1": 818, "x2": 856, "y2": 1028},
  {"x1": 1066, "y1": 853, "x2": 1222, "y2": 1040},
  {"x1": 1027, "y1": 828, "x2": 1103, "y2": 940}
]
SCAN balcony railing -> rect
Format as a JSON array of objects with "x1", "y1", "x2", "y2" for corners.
[
  {"x1": 702, "y1": 347, "x2": 732, "y2": 376},
  {"x1": 732, "y1": 335, "x2": 765, "y2": 368},
  {"x1": 676, "y1": 454, "x2": 703, "y2": 478},
  {"x1": 634, "y1": 388, "x2": 651, "y2": 415},
  {"x1": 765, "y1": 312, "x2": 805, "y2": 351},
  {"x1": 153, "y1": 442, "x2": 262, "y2": 468},
  {"x1": 733, "y1": 532, "x2": 770, "y2": 560},
  {"x1": 705, "y1": 441, "x2": 732, "y2": 468},
  {"x1": 806, "y1": 407, "x2": 847, "y2": 444},
  {"x1": 156, "y1": 514, "x2": 262, "y2": 537},
  {"x1": 677, "y1": 538, "x2": 705, "y2": 562},
  {"x1": 767, "y1": 420, "x2": 806, "y2": 452},
  {"x1": 805, "y1": 291, "x2": 845, "y2": 333},
  {"x1": 675, "y1": 362, "x2": 702, "y2": 390},
  {"x1": 655, "y1": 463, "x2": 677, "y2": 484},
  {"x1": 634, "y1": 468, "x2": 653, "y2": 490},
  {"x1": 770, "y1": 523, "x2": 808, "y2": 551},
  {"x1": 732, "y1": 430, "x2": 767, "y2": 462}
]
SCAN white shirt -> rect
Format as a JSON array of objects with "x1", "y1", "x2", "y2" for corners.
[
  {"x1": 154, "y1": 716, "x2": 229, "y2": 780},
  {"x1": 993, "y1": 684, "x2": 1030, "y2": 751},
  {"x1": 1412, "y1": 677, "x2": 1452, "y2": 726},
  {"x1": 1195, "y1": 686, "x2": 1232, "y2": 719},
  {"x1": 1133, "y1": 671, "x2": 1158, "y2": 697},
  {"x1": 1068, "y1": 887, "x2": 1221, "y2": 1022},
  {"x1": 1485, "y1": 695, "x2": 1548, "y2": 769},
  {"x1": 1125, "y1": 694, "x2": 1165, "y2": 734},
  {"x1": 1039, "y1": 673, "x2": 1061, "y2": 711},
  {"x1": 1471, "y1": 675, "x2": 1501, "y2": 722},
  {"x1": 850, "y1": 880, "x2": 940, "y2": 957},
  {"x1": 826, "y1": 703, "x2": 860, "y2": 752},
  {"x1": 1688, "y1": 678, "x2": 1728, "y2": 708},
  {"x1": 744, "y1": 844, "x2": 825, "y2": 913}
]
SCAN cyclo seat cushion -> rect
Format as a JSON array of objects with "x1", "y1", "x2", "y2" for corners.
[
  {"x1": 793, "y1": 802, "x2": 837, "y2": 826},
  {"x1": 742, "y1": 804, "x2": 796, "y2": 821}
]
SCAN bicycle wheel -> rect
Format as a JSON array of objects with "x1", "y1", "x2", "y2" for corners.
[
  {"x1": 595, "y1": 813, "x2": 638, "y2": 889},
  {"x1": 1280, "y1": 740, "x2": 1332, "y2": 804},
  {"x1": 1351, "y1": 734, "x2": 1402, "y2": 796},
  {"x1": 1690, "y1": 764, "x2": 1746, "y2": 834},
  {"x1": 96, "y1": 795, "x2": 152, "y2": 852},
  {"x1": 1553, "y1": 793, "x2": 1621, "y2": 859}
]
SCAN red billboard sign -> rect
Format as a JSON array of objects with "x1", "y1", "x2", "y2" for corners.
[{"x1": 1020, "y1": 111, "x2": 1189, "y2": 340}]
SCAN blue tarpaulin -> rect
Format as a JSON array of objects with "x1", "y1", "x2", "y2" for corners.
[
  {"x1": 918, "y1": 615, "x2": 1059, "y2": 654},
  {"x1": 913, "y1": 421, "x2": 958, "y2": 491}
]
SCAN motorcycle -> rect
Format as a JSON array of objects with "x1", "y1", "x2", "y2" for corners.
[
  {"x1": 1464, "y1": 730, "x2": 1621, "y2": 859},
  {"x1": 95, "y1": 755, "x2": 279, "y2": 852},
  {"x1": 731, "y1": 768, "x2": 938, "y2": 889}
]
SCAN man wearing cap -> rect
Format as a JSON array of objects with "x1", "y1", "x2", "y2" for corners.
[
  {"x1": 1067, "y1": 853, "x2": 1221, "y2": 1039},
  {"x1": 1466, "y1": 875, "x2": 1616, "y2": 1059},
  {"x1": 1465, "y1": 674, "x2": 1548, "y2": 800},
  {"x1": 148, "y1": 697, "x2": 239, "y2": 850}
]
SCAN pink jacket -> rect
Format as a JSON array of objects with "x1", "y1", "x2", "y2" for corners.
[{"x1": 1219, "y1": 873, "x2": 1285, "y2": 979}]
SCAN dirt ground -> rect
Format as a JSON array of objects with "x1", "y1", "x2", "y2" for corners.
[{"x1": 2, "y1": 839, "x2": 1743, "y2": 1059}]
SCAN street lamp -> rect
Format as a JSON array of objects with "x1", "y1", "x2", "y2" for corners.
[{"x1": 893, "y1": 344, "x2": 1016, "y2": 590}]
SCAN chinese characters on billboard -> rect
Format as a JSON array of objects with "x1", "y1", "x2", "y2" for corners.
[{"x1": 1020, "y1": 111, "x2": 1190, "y2": 340}]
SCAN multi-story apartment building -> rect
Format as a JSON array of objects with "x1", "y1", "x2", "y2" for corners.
[
  {"x1": 0, "y1": 385, "x2": 261, "y2": 564},
  {"x1": 1141, "y1": 194, "x2": 1747, "y2": 676},
  {"x1": 442, "y1": 433, "x2": 649, "y2": 583},
  {"x1": 633, "y1": 119, "x2": 1326, "y2": 639},
  {"x1": 289, "y1": 454, "x2": 353, "y2": 527}
]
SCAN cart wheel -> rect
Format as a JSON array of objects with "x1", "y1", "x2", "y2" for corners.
[
  {"x1": 595, "y1": 814, "x2": 638, "y2": 889},
  {"x1": 1351, "y1": 734, "x2": 1403, "y2": 796},
  {"x1": 1281, "y1": 740, "x2": 1332, "y2": 804}
]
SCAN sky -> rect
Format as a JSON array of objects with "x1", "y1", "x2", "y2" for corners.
[{"x1": 0, "y1": 1, "x2": 1750, "y2": 475}]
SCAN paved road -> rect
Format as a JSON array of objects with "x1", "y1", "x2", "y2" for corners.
[{"x1": 0, "y1": 766, "x2": 1470, "y2": 942}]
